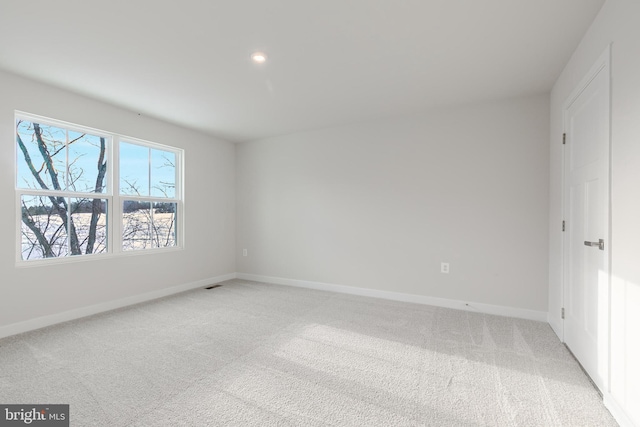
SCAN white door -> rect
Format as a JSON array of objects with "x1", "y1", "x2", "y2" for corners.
[{"x1": 563, "y1": 50, "x2": 610, "y2": 393}]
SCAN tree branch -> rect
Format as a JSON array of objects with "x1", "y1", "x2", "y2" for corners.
[
  {"x1": 50, "y1": 133, "x2": 85, "y2": 158},
  {"x1": 86, "y1": 138, "x2": 107, "y2": 254},
  {"x1": 32, "y1": 123, "x2": 81, "y2": 255},
  {"x1": 16, "y1": 133, "x2": 50, "y2": 190},
  {"x1": 21, "y1": 209, "x2": 54, "y2": 258}
]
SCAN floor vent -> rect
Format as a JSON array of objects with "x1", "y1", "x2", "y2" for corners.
[{"x1": 205, "y1": 284, "x2": 222, "y2": 290}]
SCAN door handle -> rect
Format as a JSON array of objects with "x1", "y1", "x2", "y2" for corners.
[{"x1": 584, "y1": 239, "x2": 604, "y2": 250}]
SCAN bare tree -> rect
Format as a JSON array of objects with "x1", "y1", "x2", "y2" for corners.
[
  {"x1": 17, "y1": 121, "x2": 107, "y2": 258},
  {"x1": 121, "y1": 156, "x2": 177, "y2": 251}
]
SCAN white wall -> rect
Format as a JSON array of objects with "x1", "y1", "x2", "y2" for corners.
[
  {"x1": 549, "y1": 0, "x2": 640, "y2": 425},
  {"x1": 237, "y1": 94, "x2": 550, "y2": 314},
  {"x1": 0, "y1": 70, "x2": 236, "y2": 334}
]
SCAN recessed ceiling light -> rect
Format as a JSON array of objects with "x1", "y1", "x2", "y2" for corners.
[{"x1": 251, "y1": 52, "x2": 267, "y2": 64}]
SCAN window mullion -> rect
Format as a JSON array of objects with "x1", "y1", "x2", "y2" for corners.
[
  {"x1": 148, "y1": 147, "x2": 152, "y2": 197},
  {"x1": 148, "y1": 148, "x2": 152, "y2": 249},
  {"x1": 112, "y1": 136, "x2": 120, "y2": 255},
  {"x1": 65, "y1": 129, "x2": 69, "y2": 191}
]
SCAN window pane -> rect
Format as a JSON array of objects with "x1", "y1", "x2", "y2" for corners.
[
  {"x1": 152, "y1": 202, "x2": 177, "y2": 248},
  {"x1": 70, "y1": 198, "x2": 108, "y2": 255},
  {"x1": 21, "y1": 195, "x2": 68, "y2": 259},
  {"x1": 151, "y1": 149, "x2": 176, "y2": 198},
  {"x1": 16, "y1": 121, "x2": 67, "y2": 191},
  {"x1": 68, "y1": 132, "x2": 108, "y2": 193},
  {"x1": 120, "y1": 142, "x2": 149, "y2": 196},
  {"x1": 122, "y1": 200, "x2": 151, "y2": 251}
]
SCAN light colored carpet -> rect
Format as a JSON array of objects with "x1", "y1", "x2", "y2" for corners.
[{"x1": 0, "y1": 279, "x2": 617, "y2": 426}]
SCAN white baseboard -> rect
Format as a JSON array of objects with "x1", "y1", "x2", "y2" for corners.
[
  {"x1": 0, "y1": 272, "x2": 548, "y2": 340},
  {"x1": 547, "y1": 313, "x2": 564, "y2": 341},
  {"x1": 0, "y1": 273, "x2": 236, "y2": 340},
  {"x1": 236, "y1": 273, "x2": 548, "y2": 322},
  {"x1": 604, "y1": 393, "x2": 637, "y2": 427}
]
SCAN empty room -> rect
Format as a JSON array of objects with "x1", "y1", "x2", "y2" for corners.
[{"x1": 0, "y1": 0, "x2": 638, "y2": 426}]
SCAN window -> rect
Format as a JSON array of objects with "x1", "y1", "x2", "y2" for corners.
[
  {"x1": 120, "y1": 142, "x2": 178, "y2": 251},
  {"x1": 15, "y1": 113, "x2": 182, "y2": 262}
]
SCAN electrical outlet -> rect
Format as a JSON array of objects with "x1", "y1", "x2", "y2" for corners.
[
  {"x1": 441, "y1": 262, "x2": 450, "y2": 274},
  {"x1": 243, "y1": 249, "x2": 248, "y2": 257}
]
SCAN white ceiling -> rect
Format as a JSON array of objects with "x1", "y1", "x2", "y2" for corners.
[{"x1": 0, "y1": 0, "x2": 604, "y2": 142}]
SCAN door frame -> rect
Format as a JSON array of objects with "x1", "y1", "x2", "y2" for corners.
[{"x1": 561, "y1": 44, "x2": 612, "y2": 393}]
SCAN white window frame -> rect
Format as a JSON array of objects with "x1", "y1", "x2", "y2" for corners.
[
  {"x1": 118, "y1": 138, "x2": 183, "y2": 253},
  {"x1": 15, "y1": 111, "x2": 184, "y2": 265}
]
